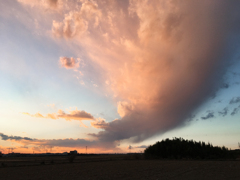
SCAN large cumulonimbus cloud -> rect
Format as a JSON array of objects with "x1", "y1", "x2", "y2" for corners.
[
  {"x1": 84, "y1": 0, "x2": 240, "y2": 143},
  {"x1": 17, "y1": 0, "x2": 240, "y2": 146}
]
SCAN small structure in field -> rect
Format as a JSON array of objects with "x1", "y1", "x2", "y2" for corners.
[
  {"x1": 8, "y1": 152, "x2": 21, "y2": 157},
  {"x1": 62, "y1": 152, "x2": 68, "y2": 156},
  {"x1": 70, "y1": 150, "x2": 78, "y2": 155}
]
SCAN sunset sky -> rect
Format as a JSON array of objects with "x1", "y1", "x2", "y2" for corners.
[{"x1": 1, "y1": 0, "x2": 240, "y2": 154}]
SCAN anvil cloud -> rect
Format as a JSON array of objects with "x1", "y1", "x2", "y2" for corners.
[{"x1": 60, "y1": 0, "x2": 240, "y2": 143}]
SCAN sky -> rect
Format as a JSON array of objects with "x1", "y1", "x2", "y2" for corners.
[{"x1": 0, "y1": 0, "x2": 240, "y2": 154}]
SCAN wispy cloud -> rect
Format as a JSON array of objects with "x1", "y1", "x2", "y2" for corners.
[
  {"x1": 231, "y1": 105, "x2": 240, "y2": 116},
  {"x1": 0, "y1": 133, "x2": 33, "y2": 141},
  {"x1": 201, "y1": 111, "x2": 215, "y2": 120},
  {"x1": 23, "y1": 108, "x2": 94, "y2": 121},
  {"x1": 229, "y1": 97, "x2": 240, "y2": 104},
  {"x1": 0, "y1": 132, "x2": 115, "y2": 150},
  {"x1": 218, "y1": 107, "x2": 228, "y2": 117},
  {"x1": 47, "y1": 104, "x2": 55, "y2": 108},
  {"x1": 135, "y1": 145, "x2": 148, "y2": 149}
]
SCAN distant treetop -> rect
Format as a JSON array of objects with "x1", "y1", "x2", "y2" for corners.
[{"x1": 144, "y1": 137, "x2": 235, "y2": 159}]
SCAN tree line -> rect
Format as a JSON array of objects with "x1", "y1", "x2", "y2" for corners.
[{"x1": 144, "y1": 137, "x2": 238, "y2": 159}]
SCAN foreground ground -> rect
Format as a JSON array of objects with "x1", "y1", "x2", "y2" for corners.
[{"x1": 0, "y1": 155, "x2": 240, "y2": 180}]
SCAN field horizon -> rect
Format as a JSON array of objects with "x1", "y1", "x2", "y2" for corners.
[{"x1": 1, "y1": 154, "x2": 240, "y2": 180}]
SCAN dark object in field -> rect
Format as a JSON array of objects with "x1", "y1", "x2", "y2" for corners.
[
  {"x1": 144, "y1": 137, "x2": 237, "y2": 159},
  {"x1": 68, "y1": 154, "x2": 77, "y2": 163},
  {"x1": 1, "y1": 162, "x2": 7, "y2": 167}
]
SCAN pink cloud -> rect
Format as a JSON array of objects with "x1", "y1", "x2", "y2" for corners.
[
  {"x1": 91, "y1": 118, "x2": 109, "y2": 129},
  {"x1": 52, "y1": 11, "x2": 88, "y2": 39},
  {"x1": 59, "y1": 57, "x2": 80, "y2": 69},
  {"x1": 51, "y1": 0, "x2": 101, "y2": 38},
  {"x1": 18, "y1": 0, "x2": 60, "y2": 9}
]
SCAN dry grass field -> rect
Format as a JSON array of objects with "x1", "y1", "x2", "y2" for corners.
[{"x1": 0, "y1": 155, "x2": 240, "y2": 180}]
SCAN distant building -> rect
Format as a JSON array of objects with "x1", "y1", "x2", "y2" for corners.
[
  {"x1": 62, "y1": 152, "x2": 68, "y2": 156},
  {"x1": 70, "y1": 150, "x2": 78, "y2": 155}
]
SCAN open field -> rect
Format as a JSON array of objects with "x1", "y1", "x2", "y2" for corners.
[{"x1": 0, "y1": 155, "x2": 240, "y2": 180}]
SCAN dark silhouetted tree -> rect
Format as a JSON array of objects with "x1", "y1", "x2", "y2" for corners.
[{"x1": 144, "y1": 137, "x2": 233, "y2": 159}]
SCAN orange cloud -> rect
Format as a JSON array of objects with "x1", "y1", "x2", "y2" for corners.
[
  {"x1": 48, "y1": 0, "x2": 58, "y2": 8},
  {"x1": 46, "y1": 113, "x2": 58, "y2": 119},
  {"x1": 47, "y1": 104, "x2": 55, "y2": 108},
  {"x1": 57, "y1": 109, "x2": 94, "y2": 121},
  {"x1": 22, "y1": 112, "x2": 44, "y2": 118},
  {"x1": 91, "y1": 118, "x2": 109, "y2": 129},
  {"x1": 23, "y1": 108, "x2": 94, "y2": 123},
  {"x1": 117, "y1": 101, "x2": 134, "y2": 118}
]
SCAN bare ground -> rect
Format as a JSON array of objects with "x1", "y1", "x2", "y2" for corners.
[{"x1": 0, "y1": 156, "x2": 240, "y2": 180}]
